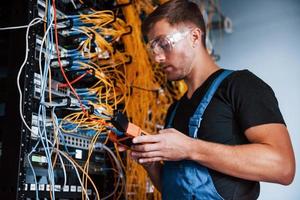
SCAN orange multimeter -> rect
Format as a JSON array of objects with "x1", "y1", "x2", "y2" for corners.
[{"x1": 108, "y1": 111, "x2": 149, "y2": 149}]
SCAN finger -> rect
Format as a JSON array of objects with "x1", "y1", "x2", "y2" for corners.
[
  {"x1": 139, "y1": 157, "x2": 164, "y2": 163},
  {"x1": 130, "y1": 150, "x2": 143, "y2": 159},
  {"x1": 132, "y1": 135, "x2": 160, "y2": 144},
  {"x1": 130, "y1": 153, "x2": 139, "y2": 161},
  {"x1": 131, "y1": 142, "x2": 161, "y2": 152},
  {"x1": 131, "y1": 150, "x2": 161, "y2": 158},
  {"x1": 130, "y1": 153, "x2": 139, "y2": 162}
]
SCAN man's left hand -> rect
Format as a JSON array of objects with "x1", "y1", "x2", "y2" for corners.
[{"x1": 131, "y1": 128, "x2": 193, "y2": 163}]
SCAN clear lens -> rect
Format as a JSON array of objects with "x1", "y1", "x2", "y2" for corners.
[
  {"x1": 146, "y1": 29, "x2": 191, "y2": 59},
  {"x1": 148, "y1": 37, "x2": 173, "y2": 57},
  {"x1": 157, "y1": 37, "x2": 173, "y2": 53}
]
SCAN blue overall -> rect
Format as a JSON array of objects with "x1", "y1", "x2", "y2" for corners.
[{"x1": 162, "y1": 70, "x2": 233, "y2": 200}]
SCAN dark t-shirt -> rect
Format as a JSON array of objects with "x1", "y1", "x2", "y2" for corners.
[{"x1": 165, "y1": 69, "x2": 285, "y2": 200}]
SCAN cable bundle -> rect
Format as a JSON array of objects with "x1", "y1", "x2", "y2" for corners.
[
  {"x1": 14, "y1": 0, "x2": 132, "y2": 199},
  {"x1": 117, "y1": 0, "x2": 186, "y2": 200}
]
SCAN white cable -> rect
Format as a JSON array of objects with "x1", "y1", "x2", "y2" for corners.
[
  {"x1": 27, "y1": 140, "x2": 41, "y2": 200},
  {"x1": 0, "y1": 19, "x2": 42, "y2": 30},
  {"x1": 41, "y1": 101, "x2": 69, "y2": 108},
  {"x1": 17, "y1": 17, "x2": 48, "y2": 200},
  {"x1": 32, "y1": 5, "x2": 56, "y2": 197},
  {"x1": 38, "y1": 6, "x2": 57, "y2": 196},
  {"x1": 36, "y1": 106, "x2": 56, "y2": 197},
  {"x1": 51, "y1": 109, "x2": 67, "y2": 189},
  {"x1": 38, "y1": 106, "x2": 56, "y2": 197},
  {"x1": 57, "y1": 149, "x2": 67, "y2": 188},
  {"x1": 38, "y1": 12, "x2": 54, "y2": 90},
  {"x1": 17, "y1": 17, "x2": 43, "y2": 133},
  {"x1": 70, "y1": 0, "x2": 78, "y2": 9}
]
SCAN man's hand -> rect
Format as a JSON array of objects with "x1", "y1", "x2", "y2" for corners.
[
  {"x1": 130, "y1": 128, "x2": 193, "y2": 163},
  {"x1": 117, "y1": 145, "x2": 128, "y2": 152}
]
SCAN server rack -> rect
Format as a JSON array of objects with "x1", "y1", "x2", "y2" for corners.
[{"x1": 0, "y1": 1, "x2": 130, "y2": 199}]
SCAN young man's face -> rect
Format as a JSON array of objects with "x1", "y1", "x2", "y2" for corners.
[{"x1": 147, "y1": 19, "x2": 196, "y2": 81}]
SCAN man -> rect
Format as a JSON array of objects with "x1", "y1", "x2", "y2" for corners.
[{"x1": 128, "y1": 0, "x2": 295, "y2": 199}]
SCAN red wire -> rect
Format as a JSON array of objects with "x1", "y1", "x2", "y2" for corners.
[
  {"x1": 52, "y1": 0, "x2": 110, "y2": 127},
  {"x1": 58, "y1": 71, "x2": 89, "y2": 88},
  {"x1": 52, "y1": 0, "x2": 87, "y2": 113}
]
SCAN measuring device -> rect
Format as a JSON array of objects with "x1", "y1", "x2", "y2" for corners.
[{"x1": 108, "y1": 111, "x2": 149, "y2": 148}]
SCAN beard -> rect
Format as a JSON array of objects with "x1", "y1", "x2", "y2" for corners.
[{"x1": 165, "y1": 63, "x2": 193, "y2": 81}]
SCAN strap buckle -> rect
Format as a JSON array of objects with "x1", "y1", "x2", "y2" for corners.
[{"x1": 189, "y1": 115, "x2": 202, "y2": 138}]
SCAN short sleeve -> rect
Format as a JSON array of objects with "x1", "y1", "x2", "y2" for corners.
[{"x1": 228, "y1": 70, "x2": 285, "y2": 132}]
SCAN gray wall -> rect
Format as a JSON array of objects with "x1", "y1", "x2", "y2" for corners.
[{"x1": 214, "y1": 0, "x2": 300, "y2": 199}]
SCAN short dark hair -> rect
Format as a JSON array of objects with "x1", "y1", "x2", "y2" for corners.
[{"x1": 142, "y1": 0, "x2": 206, "y2": 48}]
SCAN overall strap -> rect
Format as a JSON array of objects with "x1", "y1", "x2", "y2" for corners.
[{"x1": 189, "y1": 70, "x2": 234, "y2": 138}]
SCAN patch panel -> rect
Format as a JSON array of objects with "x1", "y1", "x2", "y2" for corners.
[{"x1": 33, "y1": 72, "x2": 73, "y2": 100}]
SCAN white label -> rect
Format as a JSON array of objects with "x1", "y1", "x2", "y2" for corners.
[
  {"x1": 35, "y1": 87, "x2": 41, "y2": 93},
  {"x1": 30, "y1": 184, "x2": 36, "y2": 191},
  {"x1": 75, "y1": 149, "x2": 82, "y2": 159},
  {"x1": 54, "y1": 185, "x2": 61, "y2": 191},
  {"x1": 77, "y1": 186, "x2": 82, "y2": 192},
  {"x1": 39, "y1": 184, "x2": 45, "y2": 191},
  {"x1": 63, "y1": 185, "x2": 69, "y2": 192},
  {"x1": 46, "y1": 184, "x2": 50, "y2": 191},
  {"x1": 34, "y1": 78, "x2": 41, "y2": 86},
  {"x1": 31, "y1": 126, "x2": 39, "y2": 138},
  {"x1": 70, "y1": 185, "x2": 76, "y2": 192}
]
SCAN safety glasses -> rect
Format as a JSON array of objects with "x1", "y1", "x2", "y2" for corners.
[{"x1": 147, "y1": 29, "x2": 192, "y2": 59}]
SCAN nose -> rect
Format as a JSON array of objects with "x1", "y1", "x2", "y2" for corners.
[{"x1": 154, "y1": 52, "x2": 166, "y2": 63}]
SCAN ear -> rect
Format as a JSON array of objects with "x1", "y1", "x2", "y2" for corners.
[{"x1": 190, "y1": 28, "x2": 203, "y2": 47}]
